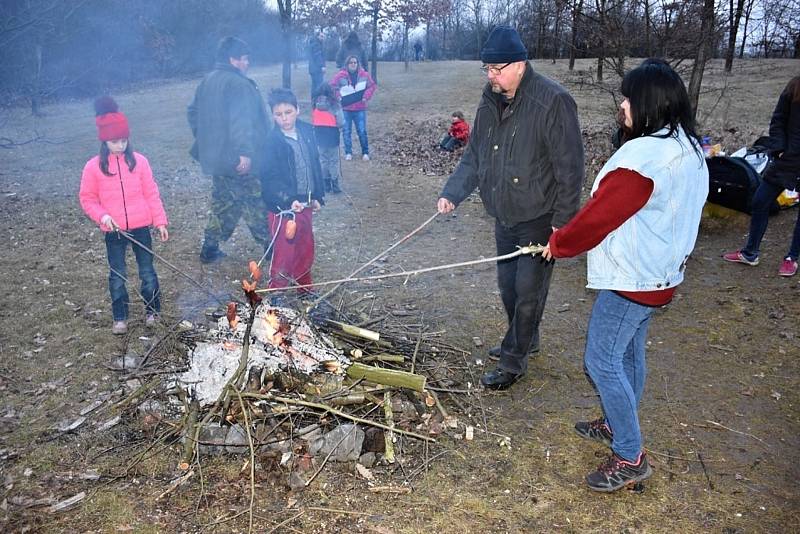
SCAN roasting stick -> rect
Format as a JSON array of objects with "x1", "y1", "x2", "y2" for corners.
[
  {"x1": 115, "y1": 229, "x2": 226, "y2": 306},
  {"x1": 306, "y1": 211, "x2": 441, "y2": 311},
  {"x1": 256, "y1": 243, "x2": 547, "y2": 295}
]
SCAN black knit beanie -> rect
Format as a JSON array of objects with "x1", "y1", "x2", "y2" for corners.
[{"x1": 480, "y1": 26, "x2": 528, "y2": 64}]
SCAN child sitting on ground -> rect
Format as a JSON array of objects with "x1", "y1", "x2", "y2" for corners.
[
  {"x1": 261, "y1": 88, "x2": 325, "y2": 292},
  {"x1": 439, "y1": 111, "x2": 470, "y2": 152},
  {"x1": 312, "y1": 83, "x2": 345, "y2": 194},
  {"x1": 79, "y1": 96, "x2": 169, "y2": 335}
]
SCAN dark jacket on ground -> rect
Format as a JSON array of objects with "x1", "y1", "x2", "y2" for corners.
[
  {"x1": 763, "y1": 82, "x2": 800, "y2": 190},
  {"x1": 261, "y1": 120, "x2": 325, "y2": 212},
  {"x1": 440, "y1": 62, "x2": 584, "y2": 228},
  {"x1": 187, "y1": 63, "x2": 270, "y2": 177},
  {"x1": 308, "y1": 36, "x2": 325, "y2": 74}
]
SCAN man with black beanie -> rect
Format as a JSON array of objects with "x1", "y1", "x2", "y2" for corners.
[{"x1": 437, "y1": 26, "x2": 584, "y2": 390}]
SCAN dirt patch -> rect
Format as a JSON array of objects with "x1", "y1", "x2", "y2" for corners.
[{"x1": 0, "y1": 58, "x2": 798, "y2": 532}]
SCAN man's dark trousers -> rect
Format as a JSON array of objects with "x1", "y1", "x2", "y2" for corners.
[{"x1": 494, "y1": 215, "x2": 554, "y2": 375}]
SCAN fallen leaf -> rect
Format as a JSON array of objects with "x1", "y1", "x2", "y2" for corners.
[{"x1": 356, "y1": 463, "x2": 374, "y2": 480}]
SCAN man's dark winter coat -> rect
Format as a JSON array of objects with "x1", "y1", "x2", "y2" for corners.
[
  {"x1": 260, "y1": 121, "x2": 325, "y2": 212},
  {"x1": 187, "y1": 63, "x2": 270, "y2": 177},
  {"x1": 441, "y1": 62, "x2": 584, "y2": 228},
  {"x1": 308, "y1": 36, "x2": 325, "y2": 74},
  {"x1": 764, "y1": 83, "x2": 800, "y2": 190}
]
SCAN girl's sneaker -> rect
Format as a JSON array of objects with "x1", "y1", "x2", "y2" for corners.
[
  {"x1": 574, "y1": 418, "x2": 613, "y2": 447},
  {"x1": 112, "y1": 321, "x2": 128, "y2": 335},
  {"x1": 344, "y1": 154, "x2": 352, "y2": 161},
  {"x1": 586, "y1": 451, "x2": 652, "y2": 492},
  {"x1": 778, "y1": 257, "x2": 798, "y2": 277},
  {"x1": 722, "y1": 250, "x2": 759, "y2": 266}
]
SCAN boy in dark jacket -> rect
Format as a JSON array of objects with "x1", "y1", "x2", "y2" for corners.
[{"x1": 261, "y1": 88, "x2": 325, "y2": 291}]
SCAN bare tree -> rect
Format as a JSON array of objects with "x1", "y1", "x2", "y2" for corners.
[
  {"x1": 568, "y1": 0, "x2": 584, "y2": 70},
  {"x1": 738, "y1": 0, "x2": 756, "y2": 58},
  {"x1": 687, "y1": 0, "x2": 715, "y2": 118},
  {"x1": 276, "y1": 0, "x2": 296, "y2": 89},
  {"x1": 724, "y1": 0, "x2": 745, "y2": 71}
]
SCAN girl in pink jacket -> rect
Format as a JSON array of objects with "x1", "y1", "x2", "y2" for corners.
[{"x1": 79, "y1": 97, "x2": 169, "y2": 335}]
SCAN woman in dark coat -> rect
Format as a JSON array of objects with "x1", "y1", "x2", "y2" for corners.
[
  {"x1": 723, "y1": 76, "x2": 800, "y2": 277},
  {"x1": 335, "y1": 32, "x2": 367, "y2": 69}
]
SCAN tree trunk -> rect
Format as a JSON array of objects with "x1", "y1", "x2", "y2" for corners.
[
  {"x1": 569, "y1": 0, "x2": 583, "y2": 71},
  {"x1": 278, "y1": 0, "x2": 293, "y2": 89},
  {"x1": 725, "y1": 0, "x2": 745, "y2": 72},
  {"x1": 738, "y1": 0, "x2": 754, "y2": 59},
  {"x1": 552, "y1": 1, "x2": 563, "y2": 64},
  {"x1": 403, "y1": 22, "x2": 409, "y2": 71},
  {"x1": 688, "y1": 0, "x2": 716, "y2": 119},
  {"x1": 644, "y1": 0, "x2": 652, "y2": 57},
  {"x1": 371, "y1": 3, "x2": 379, "y2": 82}
]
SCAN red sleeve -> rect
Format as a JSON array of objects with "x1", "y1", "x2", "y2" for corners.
[{"x1": 549, "y1": 168, "x2": 653, "y2": 258}]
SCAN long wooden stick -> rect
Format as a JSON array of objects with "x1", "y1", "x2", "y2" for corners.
[
  {"x1": 307, "y1": 212, "x2": 440, "y2": 309},
  {"x1": 258, "y1": 244, "x2": 545, "y2": 295},
  {"x1": 241, "y1": 393, "x2": 435, "y2": 442}
]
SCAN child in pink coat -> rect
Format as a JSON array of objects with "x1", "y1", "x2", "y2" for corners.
[{"x1": 79, "y1": 97, "x2": 169, "y2": 335}]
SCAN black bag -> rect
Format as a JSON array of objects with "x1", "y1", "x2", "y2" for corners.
[{"x1": 706, "y1": 156, "x2": 779, "y2": 214}]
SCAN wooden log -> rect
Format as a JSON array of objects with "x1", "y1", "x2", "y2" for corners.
[
  {"x1": 383, "y1": 391, "x2": 395, "y2": 464},
  {"x1": 179, "y1": 399, "x2": 200, "y2": 470},
  {"x1": 346, "y1": 362, "x2": 426, "y2": 392},
  {"x1": 361, "y1": 354, "x2": 405, "y2": 364},
  {"x1": 327, "y1": 320, "x2": 380, "y2": 341}
]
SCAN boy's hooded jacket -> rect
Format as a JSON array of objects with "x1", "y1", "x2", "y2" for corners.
[
  {"x1": 79, "y1": 152, "x2": 168, "y2": 232},
  {"x1": 260, "y1": 120, "x2": 325, "y2": 212}
]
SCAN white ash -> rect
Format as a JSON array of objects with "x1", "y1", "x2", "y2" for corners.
[{"x1": 175, "y1": 305, "x2": 350, "y2": 406}]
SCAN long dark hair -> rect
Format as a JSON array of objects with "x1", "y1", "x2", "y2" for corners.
[
  {"x1": 620, "y1": 58, "x2": 701, "y2": 156},
  {"x1": 785, "y1": 75, "x2": 800, "y2": 102},
  {"x1": 99, "y1": 141, "x2": 136, "y2": 176}
]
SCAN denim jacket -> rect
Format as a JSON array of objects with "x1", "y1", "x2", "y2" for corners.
[{"x1": 587, "y1": 126, "x2": 709, "y2": 291}]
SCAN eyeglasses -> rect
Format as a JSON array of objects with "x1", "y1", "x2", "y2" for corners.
[{"x1": 480, "y1": 63, "x2": 511, "y2": 75}]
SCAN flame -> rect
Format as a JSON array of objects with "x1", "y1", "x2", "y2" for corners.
[{"x1": 222, "y1": 341, "x2": 238, "y2": 351}]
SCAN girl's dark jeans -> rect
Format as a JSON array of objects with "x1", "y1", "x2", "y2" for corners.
[
  {"x1": 104, "y1": 227, "x2": 160, "y2": 321},
  {"x1": 743, "y1": 181, "x2": 800, "y2": 261}
]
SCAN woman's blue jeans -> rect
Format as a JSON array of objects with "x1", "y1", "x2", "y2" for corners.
[
  {"x1": 742, "y1": 180, "x2": 800, "y2": 261},
  {"x1": 342, "y1": 110, "x2": 368, "y2": 156},
  {"x1": 584, "y1": 290, "x2": 655, "y2": 462},
  {"x1": 104, "y1": 227, "x2": 160, "y2": 321}
]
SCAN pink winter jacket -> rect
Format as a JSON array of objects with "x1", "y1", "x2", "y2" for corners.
[
  {"x1": 329, "y1": 67, "x2": 377, "y2": 112},
  {"x1": 79, "y1": 152, "x2": 168, "y2": 232}
]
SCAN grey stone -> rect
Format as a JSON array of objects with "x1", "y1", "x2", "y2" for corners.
[
  {"x1": 224, "y1": 424, "x2": 249, "y2": 454},
  {"x1": 359, "y1": 452, "x2": 377, "y2": 468},
  {"x1": 194, "y1": 424, "x2": 228, "y2": 455},
  {"x1": 308, "y1": 424, "x2": 364, "y2": 462}
]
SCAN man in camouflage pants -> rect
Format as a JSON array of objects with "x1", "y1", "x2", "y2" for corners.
[{"x1": 188, "y1": 36, "x2": 271, "y2": 263}]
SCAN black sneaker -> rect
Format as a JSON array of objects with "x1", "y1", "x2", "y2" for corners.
[
  {"x1": 200, "y1": 246, "x2": 226, "y2": 264},
  {"x1": 586, "y1": 452, "x2": 653, "y2": 492},
  {"x1": 574, "y1": 418, "x2": 613, "y2": 447}
]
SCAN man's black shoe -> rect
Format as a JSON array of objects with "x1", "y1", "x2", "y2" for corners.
[
  {"x1": 487, "y1": 344, "x2": 540, "y2": 361},
  {"x1": 200, "y1": 246, "x2": 227, "y2": 264},
  {"x1": 574, "y1": 418, "x2": 614, "y2": 447},
  {"x1": 480, "y1": 368, "x2": 523, "y2": 390},
  {"x1": 586, "y1": 452, "x2": 652, "y2": 492}
]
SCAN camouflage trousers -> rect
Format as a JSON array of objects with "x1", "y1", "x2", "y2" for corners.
[
  {"x1": 204, "y1": 174, "x2": 269, "y2": 249},
  {"x1": 318, "y1": 145, "x2": 341, "y2": 187}
]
